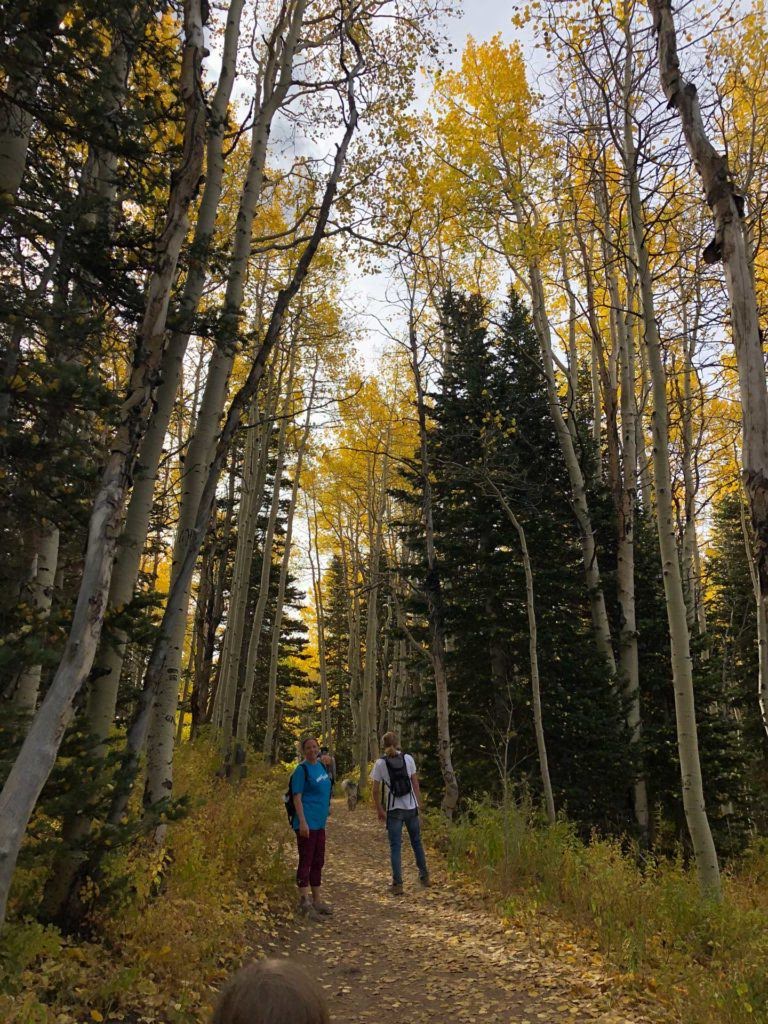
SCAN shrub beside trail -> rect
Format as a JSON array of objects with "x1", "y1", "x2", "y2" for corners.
[
  {"x1": 429, "y1": 799, "x2": 768, "y2": 1024},
  {"x1": 0, "y1": 741, "x2": 294, "y2": 1024}
]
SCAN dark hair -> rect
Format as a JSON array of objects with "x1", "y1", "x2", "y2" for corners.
[
  {"x1": 300, "y1": 734, "x2": 318, "y2": 752},
  {"x1": 319, "y1": 746, "x2": 329, "y2": 754},
  {"x1": 212, "y1": 959, "x2": 329, "y2": 1024}
]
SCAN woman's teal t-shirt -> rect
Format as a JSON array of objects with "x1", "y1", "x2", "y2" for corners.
[{"x1": 291, "y1": 760, "x2": 331, "y2": 831}]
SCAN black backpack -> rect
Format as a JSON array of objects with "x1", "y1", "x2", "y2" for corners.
[
  {"x1": 384, "y1": 752, "x2": 413, "y2": 806},
  {"x1": 283, "y1": 762, "x2": 309, "y2": 823}
]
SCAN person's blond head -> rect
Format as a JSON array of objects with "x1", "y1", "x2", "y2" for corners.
[
  {"x1": 382, "y1": 731, "x2": 399, "y2": 757},
  {"x1": 212, "y1": 959, "x2": 329, "y2": 1024}
]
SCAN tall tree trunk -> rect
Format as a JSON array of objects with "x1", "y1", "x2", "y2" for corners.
[
  {"x1": 11, "y1": 522, "x2": 60, "y2": 713},
  {"x1": 227, "y1": 343, "x2": 297, "y2": 749},
  {"x1": 106, "y1": 75, "x2": 360, "y2": 826},
  {"x1": 0, "y1": 0, "x2": 67, "y2": 217},
  {"x1": 86, "y1": 0, "x2": 245, "y2": 746},
  {"x1": 406, "y1": 310, "x2": 459, "y2": 816},
  {"x1": 262, "y1": 359, "x2": 317, "y2": 760},
  {"x1": 0, "y1": 0, "x2": 207, "y2": 928},
  {"x1": 514, "y1": 216, "x2": 617, "y2": 683},
  {"x1": 140, "y1": 0, "x2": 309, "y2": 797},
  {"x1": 307, "y1": 492, "x2": 332, "y2": 749},
  {"x1": 214, "y1": 369, "x2": 279, "y2": 744},
  {"x1": 647, "y1": 0, "x2": 768, "y2": 738},
  {"x1": 622, "y1": 37, "x2": 721, "y2": 895},
  {"x1": 485, "y1": 478, "x2": 556, "y2": 825}
]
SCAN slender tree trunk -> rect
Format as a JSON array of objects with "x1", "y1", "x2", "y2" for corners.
[
  {"x1": 622, "y1": 47, "x2": 720, "y2": 895},
  {"x1": 307, "y1": 492, "x2": 332, "y2": 749},
  {"x1": 514, "y1": 221, "x2": 617, "y2": 682},
  {"x1": 0, "y1": 0, "x2": 207, "y2": 929},
  {"x1": 0, "y1": 0, "x2": 67, "y2": 218},
  {"x1": 11, "y1": 523, "x2": 60, "y2": 713},
  {"x1": 214, "y1": 371, "x2": 278, "y2": 742},
  {"x1": 648, "y1": 0, "x2": 768, "y2": 738},
  {"x1": 486, "y1": 479, "x2": 556, "y2": 825},
  {"x1": 229, "y1": 344, "x2": 297, "y2": 748},
  {"x1": 86, "y1": 0, "x2": 245, "y2": 744},
  {"x1": 140, "y1": 0, "x2": 309, "y2": 796},
  {"x1": 262, "y1": 364, "x2": 317, "y2": 760},
  {"x1": 107, "y1": 79, "x2": 360, "y2": 824},
  {"x1": 406, "y1": 312, "x2": 459, "y2": 816}
]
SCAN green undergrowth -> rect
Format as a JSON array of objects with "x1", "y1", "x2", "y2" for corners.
[
  {"x1": 0, "y1": 740, "x2": 295, "y2": 1023},
  {"x1": 427, "y1": 799, "x2": 768, "y2": 1024}
]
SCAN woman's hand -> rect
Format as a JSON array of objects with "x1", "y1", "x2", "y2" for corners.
[{"x1": 299, "y1": 820, "x2": 310, "y2": 838}]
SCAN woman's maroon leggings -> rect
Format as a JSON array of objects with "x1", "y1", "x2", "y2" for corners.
[{"x1": 295, "y1": 828, "x2": 326, "y2": 888}]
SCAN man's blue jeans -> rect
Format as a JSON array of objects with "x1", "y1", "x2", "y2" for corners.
[{"x1": 386, "y1": 808, "x2": 428, "y2": 885}]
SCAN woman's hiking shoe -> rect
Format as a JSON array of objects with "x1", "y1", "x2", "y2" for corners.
[
  {"x1": 419, "y1": 873, "x2": 431, "y2": 888},
  {"x1": 389, "y1": 883, "x2": 404, "y2": 896},
  {"x1": 299, "y1": 901, "x2": 322, "y2": 922},
  {"x1": 313, "y1": 901, "x2": 333, "y2": 915}
]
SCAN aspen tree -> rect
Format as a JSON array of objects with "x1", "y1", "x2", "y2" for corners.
[
  {"x1": 106, "y1": 46, "x2": 362, "y2": 827},
  {"x1": 405, "y1": 287, "x2": 459, "y2": 816},
  {"x1": 0, "y1": 0, "x2": 208, "y2": 927},
  {"x1": 86, "y1": 0, "x2": 246, "y2": 745},
  {"x1": 213, "y1": 360, "x2": 282, "y2": 750},
  {"x1": 622, "y1": 14, "x2": 721, "y2": 898},
  {"x1": 227, "y1": 340, "x2": 298, "y2": 749},
  {"x1": 482, "y1": 475, "x2": 556, "y2": 825},
  {"x1": 143, "y1": 0, "x2": 310, "y2": 809},
  {"x1": 262, "y1": 353, "x2": 319, "y2": 760},
  {"x1": 647, "y1": 0, "x2": 768, "y2": 737}
]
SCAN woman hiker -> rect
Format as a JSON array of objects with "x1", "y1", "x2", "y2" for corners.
[
  {"x1": 371, "y1": 730, "x2": 430, "y2": 895},
  {"x1": 291, "y1": 735, "x2": 333, "y2": 920}
]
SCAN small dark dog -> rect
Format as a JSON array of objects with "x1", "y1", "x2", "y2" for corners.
[{"x1": 341, "y1": 779, "x2": 359, "y2": 811}]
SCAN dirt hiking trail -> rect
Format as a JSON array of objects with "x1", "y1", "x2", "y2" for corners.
[{"x1": 256, "y1": 801, "x2": 668, "y2": 1024}]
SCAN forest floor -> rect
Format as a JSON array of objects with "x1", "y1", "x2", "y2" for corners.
[{"x1": 255, "y1": 800, "x2": 669, "y2": 1024}]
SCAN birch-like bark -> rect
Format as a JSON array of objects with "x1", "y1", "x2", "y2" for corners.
[
  {"x1": 107, "y1": 73, "x2": 360, "y2": 824},
  {"x1": 214, "y1": 366, "x2": 280, "y2": 741},
  {"x1": 357, "y1": 451, "x2": 390, "y2": 787},
  {"x1": 0, "y1": 0, "x2": 207, "y2": 928},
  {"x1": 11, "y1": 523, "x2": 60, "y2": 713},
  {"x1": 0, "y1": 1, "x2": 67, "y2": 215},
  {"x1": 227, "y1": 343, "x2": 297, "y2": 747},
  {"x1": 647, "y1": 0, "x2": 768, "y2": 737},
  {"x1": 142, "y1": 0, "x2": 309, "y2": 804},
  {"x1": 515, "y1": 224, "x2": 617, "y2": 682},
  {"x1": 306, "y1": 492, "x2": 332, "y2": 748},
  {"x1": 262, "y1": 358, "x2": 318, "y2": 760},
  {"x1": 406, "y1": 311, "x2": 459, "y2": 816},
  {"x1": 86, "y1": 0, "x2": 245, "y2": 743},
  {"x1": 485, "y1": 478, "x2": 556, "y2": 825},
  {"x1": 622, "y1": 41, "x2": 720, "y2": 895},
  {"x1": 594, "y1": 155, "x2": 649, "y2": 842}
]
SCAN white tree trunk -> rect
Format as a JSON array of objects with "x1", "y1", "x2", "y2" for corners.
[
  {"x1": 262, "y1": 356, "x2": 318, "y2": 760},
  {"x1": 623, "y1": 59, "x2": 721, "y2": 895},
  {"x1": 647, "y1": 0, "x2": 768, "y2": 739},
  {"x1": 143, "y1": 0, "x2": 309, "y2": 808},
  {"x1": 516, "y1": 228, "x2": 617, "y2": 682},
  {"x1": 406, "y1": 310, "x2": 459, "y2": 816},
  {"x1": 12, "y1": 523, "x2": 60, "y2": 714},
  {"x1": 0, "y1": 0, "x2": 207, "y2": 928},
  {"x1": 486, "y1": 478, "x2": 556, "y2": 825},
  {"x1": 86, "y1": 0, "x2": 245, "y2": 745},
  {"x1": 230, "y1": 344, "x2": 297, "y2": 748}
]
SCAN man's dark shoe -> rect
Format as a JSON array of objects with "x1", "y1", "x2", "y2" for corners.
[
  {"x1": 419, "y1": 873, "x2": 431, "y2": 888},
  {"x1": 390, "y1": 883, "x2": 404, "y2": 896}
]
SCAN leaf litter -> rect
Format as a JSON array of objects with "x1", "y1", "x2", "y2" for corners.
[{"x1": 255, "y1": 803, "x2": 670, "y2": 1024}]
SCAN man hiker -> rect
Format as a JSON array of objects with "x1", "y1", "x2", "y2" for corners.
[{"x1": 371, "y1": 730, "x2": 430, "y2": 895}]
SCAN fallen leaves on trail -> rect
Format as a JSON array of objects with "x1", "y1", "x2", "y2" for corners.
[{"x1": 257, "y1": 804, "x2": 670, "y2": 1024}]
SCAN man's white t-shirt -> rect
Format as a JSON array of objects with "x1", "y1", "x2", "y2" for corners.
[{"x1": 370, "y1": 752, "x2": 418, "y2": 811}]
